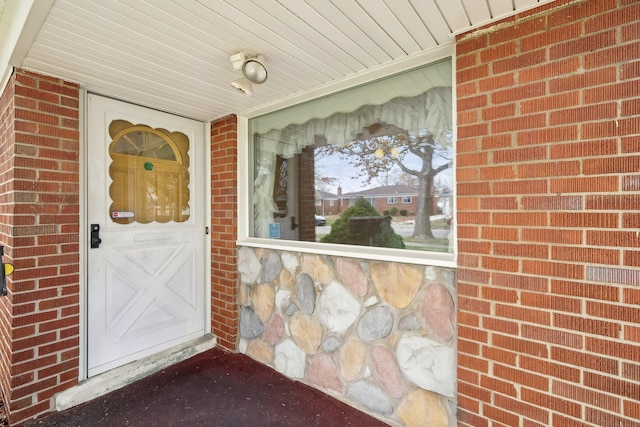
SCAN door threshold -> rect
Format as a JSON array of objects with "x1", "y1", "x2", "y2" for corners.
[{"x1": 54, "y1": 334, "x2": 217, "y2": 411}]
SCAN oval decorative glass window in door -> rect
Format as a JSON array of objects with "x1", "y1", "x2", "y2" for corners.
[{"x1": 108, "y1": 120, "x2": 190, "y2": 224}]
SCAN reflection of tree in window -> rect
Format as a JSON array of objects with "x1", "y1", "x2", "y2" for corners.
[
  {"x1": 273, "y1": 156, "x2": 288, "y2": 217},
  {"x1": 317, "y1": 122, "x2": 450, "y2": 239},
  {"x1": 108, "y1": 120, "x2": 190, "y2": 224}
]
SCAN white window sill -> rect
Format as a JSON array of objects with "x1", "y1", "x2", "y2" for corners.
[{"x1": 236, "y1": 238, "x2": 457, "y2": 268}]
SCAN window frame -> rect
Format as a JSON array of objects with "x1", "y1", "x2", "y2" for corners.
[{"x1": 236, "y1": 44, "x2": 456, "y2": 268}]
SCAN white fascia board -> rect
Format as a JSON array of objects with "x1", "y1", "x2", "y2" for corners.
[{"x1": 0, "y1": 0, "x2": 53, "y2": 91}]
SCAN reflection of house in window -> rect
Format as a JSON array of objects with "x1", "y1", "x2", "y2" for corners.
[
  {"x1": 108, "y1": 120, "x2": 190, "y2": 224},
  {"x1": 338, "y1": 185, "x2": 420, "y2": 215},
  {"x1": 315, "y1": 189, "x2": 337, "y2": 216}
]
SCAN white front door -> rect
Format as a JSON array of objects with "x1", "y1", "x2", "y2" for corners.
[{"x1": 87, "y1": 94, "x2": 206, "y2": 377}]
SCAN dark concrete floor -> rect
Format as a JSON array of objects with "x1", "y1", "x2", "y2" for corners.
[{"x1": 22, "y1": 348, "x2": 389, "y2": 426}]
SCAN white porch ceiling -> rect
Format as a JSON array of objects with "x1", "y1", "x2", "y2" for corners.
[{"x1": 3, "y1": 0, "x2": 554, "y2": 121}]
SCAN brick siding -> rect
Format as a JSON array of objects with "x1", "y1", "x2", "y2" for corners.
[
  {"x1": 456, "y1": 0, "x2": 640, "y2": 425},
  {"x1": 0, "y1": 67, "x2": 15, "y2": 426},
  {"x1": 299, "y1": 146, "x2": 316, "y2": 242},
  {"x1": 0, "y1": 70, "x2": 80, "y2": 424},
  {"x1": 210, "y1": 115, "x2": 238, "y2": 350}
]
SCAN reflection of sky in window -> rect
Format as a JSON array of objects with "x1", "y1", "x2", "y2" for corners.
[
  {"x1": 315, "y1": 152, "x2": 366, "y2": 193},
  {"x1": 315, "y1": 135, "x2": 453, "y2": 194}
]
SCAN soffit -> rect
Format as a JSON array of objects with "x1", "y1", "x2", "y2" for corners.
[{"x1": 11, "y1": 0, "x2": 554, "y2": 121}]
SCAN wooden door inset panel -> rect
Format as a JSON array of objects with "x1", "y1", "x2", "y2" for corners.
[{"x1": 108, "y1": 120, "x2": 190, "y2": 224}]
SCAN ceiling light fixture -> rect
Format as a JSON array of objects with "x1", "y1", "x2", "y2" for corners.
[
  {"x1": 242, "y1": 57, "x2": 268, "y2": 84},
  {"x1": 230, "y1": 51, "x2": 268, "y2": 96}
]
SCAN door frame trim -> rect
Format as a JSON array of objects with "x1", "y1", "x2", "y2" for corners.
[
  {"x1": 79, "y1": 89, "x2": 88, "y2": 381},
  {"x1": 79, "y1": 90, "x2": 212, "y2": 381}
]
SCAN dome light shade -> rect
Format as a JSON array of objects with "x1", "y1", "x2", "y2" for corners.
[
  {"x1": 230, "y1": 78, "x2": 253, "y2": 96},
  {"x1": 242, "y1": 57, "x2": 268, "y2": 84}
]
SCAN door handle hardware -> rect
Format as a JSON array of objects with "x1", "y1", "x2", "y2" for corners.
[
  {"x1": 90, "y1": 224, "x2": 102, "y2": 249},
  {"x1": 291, "y1": 216, "x2": 298, "y2": 230}
]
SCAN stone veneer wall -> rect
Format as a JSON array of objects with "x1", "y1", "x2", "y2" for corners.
[{"x1": 238, "y1": 246, "x2": 457, "y2": 427}]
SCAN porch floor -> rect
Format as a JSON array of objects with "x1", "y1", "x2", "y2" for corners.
[{"x1": 23, "y1": 347, "x2": 389, "y2": 426}]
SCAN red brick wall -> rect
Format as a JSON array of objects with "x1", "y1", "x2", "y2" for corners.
[
  {"x1": 0, "y1": 66, "x2": 16, "y2": 426},
  {"x1": 456, "y1": 0, "x2": 640, "y2": 425},
  {"x1": 299, "y1": 146, "x2": 316, "y2": 242},
  {"x1": 210, "y1": 115, "x2": 238, "y2": 351},
  {"x1": 0, "y1": 70, "x2": 80, "y2": 424}
]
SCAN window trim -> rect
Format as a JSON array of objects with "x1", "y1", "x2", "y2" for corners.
[
  {"x1": 238, "y1": 238, "x2": 456, "y2": 268},
  {"x1": 236, "y1": 44, "x2": 457, "y2": 267}
]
